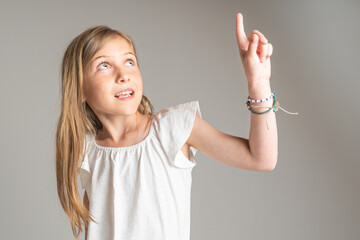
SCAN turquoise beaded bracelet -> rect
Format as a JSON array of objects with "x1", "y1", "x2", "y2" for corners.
[
  {"x1": 246, "y1": 92, "x2": 278, "y2": 115},
  {"x1": 246, "y1": 91, "x2": 299, "y2": 130},
  {"x1": 247, "y1": 92, "x2": 275, "y2": 103}
]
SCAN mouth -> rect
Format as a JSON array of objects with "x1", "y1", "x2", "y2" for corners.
[{"x1": 114, "y1": 88, "x2": 135, "y2": 98}]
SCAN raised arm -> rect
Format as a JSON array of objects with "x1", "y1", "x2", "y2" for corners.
[
  {"x1": 187, "y1": 112, "x2": 275, "y2": 171},
  {"x1": 186, "y1": 13, "x2": 277, "y2": 171},
  {"x1": 235, "y1": 12, "x2": 277, "y2": 168}
]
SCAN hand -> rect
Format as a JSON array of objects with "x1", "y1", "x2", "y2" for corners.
[{"x1": 236, "y1": 13, "x2": 273, "y2": 87}]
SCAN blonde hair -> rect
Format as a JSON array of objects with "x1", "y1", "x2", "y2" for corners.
[{"x1": 55, "y1": 25, "x2": 155, "y2": 238}]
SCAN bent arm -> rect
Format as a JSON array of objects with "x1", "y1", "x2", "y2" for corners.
[{"x1": 187, "y1": 111, "x2": 270, "y2": 171}]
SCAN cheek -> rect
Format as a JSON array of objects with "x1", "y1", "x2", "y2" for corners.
[
  {"x1": 136, "y1": 75, "x2": 143, "y2": 93},
  {"x1": 87, "y1": 81, "x2": 110, "y2": 101},
  {"x1": 136, "y1": 87, "x2": 143, "y2": 100}
]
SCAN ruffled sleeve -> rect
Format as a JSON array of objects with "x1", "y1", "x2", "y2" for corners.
[
  {"x1": 78, "y1": 135, "x2": 91, "y2": 189},
  {"x1": 153, "y1": 101, "x2": 202, "y2": 169},
  {"x1": 79, "y1": 154, "x2": 90, "y2": 189}
]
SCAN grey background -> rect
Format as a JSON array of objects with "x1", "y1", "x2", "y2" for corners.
[{"x1": 0, "y1": 0, "x2": 359, "y2": 239}]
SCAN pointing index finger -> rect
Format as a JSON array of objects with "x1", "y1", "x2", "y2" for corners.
[{"x1": 236, "y1": 13, "x2": 249, "y2": 52}]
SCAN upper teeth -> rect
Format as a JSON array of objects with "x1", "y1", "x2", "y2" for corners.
[{"x1": 116, "y1": 91, "x2": 132, "y2": 97}]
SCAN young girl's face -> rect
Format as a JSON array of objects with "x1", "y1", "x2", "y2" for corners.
[{"x1": 82, "y1": 35, "x2": 143, "y2": 117}]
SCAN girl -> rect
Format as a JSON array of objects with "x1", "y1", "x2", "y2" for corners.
[{"x1": 56, "y1": 13, "x2": 281, "y2": 240}]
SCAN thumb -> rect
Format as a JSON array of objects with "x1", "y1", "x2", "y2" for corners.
[{"x1": 248, "y1": 34, "x2": 259, "y2": 57}]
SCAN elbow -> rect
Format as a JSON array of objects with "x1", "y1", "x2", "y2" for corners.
[
  {"x1": 256, "y1": 156, "x2": 278, "y2": 171},
  {"x1": 261, "y1": 163, "x2": 276, "y2": 171}
]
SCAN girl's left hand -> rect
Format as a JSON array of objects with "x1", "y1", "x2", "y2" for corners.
[{"x1": 236, "y1": 13, "x2": 273, "y2": 87}]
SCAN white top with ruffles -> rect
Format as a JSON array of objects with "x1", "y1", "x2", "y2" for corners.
[{"x1": 79, "y1": 101, "x2": 201, "y2": 240}]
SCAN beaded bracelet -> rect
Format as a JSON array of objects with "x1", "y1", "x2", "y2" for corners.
[
  {"x1": 246, "y1": 92, "x2": 277, "y2": 115},
  {"x1": 246, "y1": 92, "x2": 299, "y2": 130},
  {"x1": 247, "y1": 92, "x2": 275, "y2": 103}
]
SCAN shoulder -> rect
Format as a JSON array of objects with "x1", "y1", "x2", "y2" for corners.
[
  {"x1": 152, "y1": 101, "x2": 200, "y2": 130},
  {"x1": 154, "y1": 100, "x2": 201, "y2": 121},
  {"x1": 152, "y1": 100, "x2": 201, "y2": 149},
  {"x1": 151, "y1": 100, "x2": 201, "y2": 168}
]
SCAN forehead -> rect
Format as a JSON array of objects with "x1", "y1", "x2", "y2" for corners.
[
  {"x1": 102, "y1": 35, "x2": 132, "y2": 51},
  {"x1": 92, "y1": 36, "x2": 134, "y2": 60}
]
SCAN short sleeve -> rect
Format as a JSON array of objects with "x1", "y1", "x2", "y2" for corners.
[
  {"x1": 78, "y1": 136, "x2": 91, "y2": 189},
  {"x1": 153, "y1": 101, "x2": 202, "y2": 169},
  {"x1": 79, "y1": 154, "x2": 90, "y2": 189}
]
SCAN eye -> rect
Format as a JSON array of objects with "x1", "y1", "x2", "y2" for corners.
[
  {"x1": 126, "y1": 59, "x2": 136, "y2": 66},
  {"x1": 97, "y1": 61, "x2": 110, "y2": 70}
]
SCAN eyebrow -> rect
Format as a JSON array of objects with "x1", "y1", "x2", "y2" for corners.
[{"x1": 91, "y1": 52, "x2": 135, "y2": 64}]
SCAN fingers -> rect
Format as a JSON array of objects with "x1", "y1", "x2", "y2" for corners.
[
  {"x1": 267, "y1": 43, "x2": 273, "y2": 58},
  {"x1": 250, "y1": 30, "x2": 268, "y2": 62},
  {"x1": 248, "y1": 34, "x2": 259, "y2": 57},
  {"x1": 236, "y1": 14, "x2": 273, "y2": 60},
  {"x1": 251, "y1": 30, "x2": 268, "y2": 44},
  {"x1": 260, "y1": 42, "x2": 273, "y2": 58},
  {"x1": 257, "y1": 42, "x2": 268, "y2": 62},
  {"x1": 236, "y1": 13, "x2": 249, "y2": 53},
  {"x1": 249, "y1": 33, "x2": 273, "y2": 60}
]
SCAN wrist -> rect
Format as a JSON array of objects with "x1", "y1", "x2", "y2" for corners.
[{"x1": 248, "y1": 85, "x2": 272, "y2": 101}]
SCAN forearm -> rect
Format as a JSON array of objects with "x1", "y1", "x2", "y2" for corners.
[{"x1": 248, "y1": 83, "x2": 278, "y2": 170}]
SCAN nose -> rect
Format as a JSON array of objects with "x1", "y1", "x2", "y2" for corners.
[{"x1": 115, "y1": 68, "x2": 130, "y2": 83}]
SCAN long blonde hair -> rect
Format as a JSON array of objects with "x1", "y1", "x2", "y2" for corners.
[{"x1": 55, "y1": 25, "x2": 155, "y2": 238}]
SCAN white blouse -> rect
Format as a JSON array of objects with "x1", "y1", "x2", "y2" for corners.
[{"x1": 79, "y1": 100, "x2": 202, "y2": 240}]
